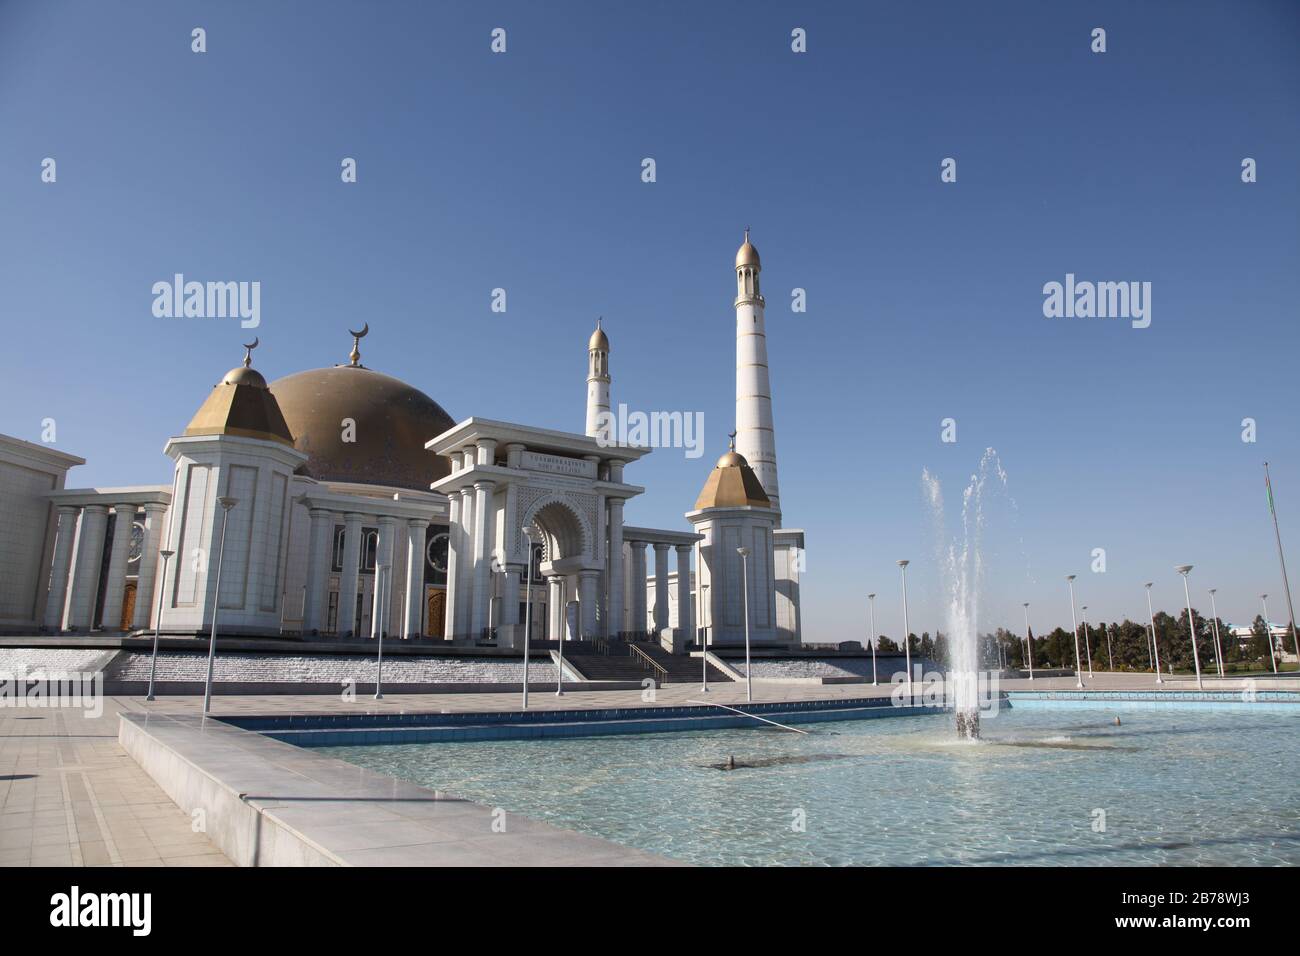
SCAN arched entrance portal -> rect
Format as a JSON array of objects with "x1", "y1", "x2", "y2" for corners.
[{"x1": 523, "y1": 497, "x2": 599, "y2": 643}]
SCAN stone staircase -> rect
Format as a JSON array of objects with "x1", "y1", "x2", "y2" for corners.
[{"x1": 560, "y1": 639, "x2": 732, "y2": 684}]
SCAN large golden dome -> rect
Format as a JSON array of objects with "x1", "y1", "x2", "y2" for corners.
[{"x1": 269, "y1": 364, "x2": 455, "y2": 491}]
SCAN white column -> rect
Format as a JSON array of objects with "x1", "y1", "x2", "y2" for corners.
[
  {"x1": 456, "y1": 483, "x2": 475, "y2": 638},
  {"x1": 675, "y1": 544, "x2": 693, "y2": 649},
  {"x1": 131, "y1": 502, "x2": 168, "y2": 630},
  {"x1": 337, "y1": 512, "x2": 363, "y2": 637},
  {"x1": 443, "y1": 494, "x2": 460, "y2": 638},
  {"x1": 470, "y1": 479, "x2": 496, "y2": 639},
  {"x1": 579, "y1": 570, "x2": 599, "y2": 640},
  {"x1": 402, "y1": 518, "x2": 427, "y2": 639},
  {"x1": 548, "y1": 575, "x2": 564, "y2": 641},
  {"x1": 302, "y1": 508, "x2": 333, "y2": 634},
  {"x1": 653, "y1": 543, "x2": 670, "y2": 636},
  {"x1": 99, "y1": 503, "x2": 137, "y2": 631},
  {"x1": 629, "y1": 541, "x2": 648, "y2": 637},
  {"x1": 43, "y1": 506, "x2": 79, "y2": 631},
  {"x1": 66, "y1": 505, "x2": 108, "y2": 631},
  {"x1": 606, "y1": 498, "x2": 624, "y2": 638},
  {"x1": 372, "y1": 516, "x2": 396, "y2": 638}
]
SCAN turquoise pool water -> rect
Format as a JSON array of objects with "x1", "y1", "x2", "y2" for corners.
[{"x1": 326, "y1": 707, "x2": 1300, "y2": 866}]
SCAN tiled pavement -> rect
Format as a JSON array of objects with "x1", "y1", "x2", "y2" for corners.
[{"x1": 0, "y1": 698, "x2": 231, "y2": 867}]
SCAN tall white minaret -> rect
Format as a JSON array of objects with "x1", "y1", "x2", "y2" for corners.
[
  {"x1": 734, "y1": 230, "x2": 780, "y2": 515},
  {"x1": 585, "y1": 317, "x2": 611, "y2": 438}
]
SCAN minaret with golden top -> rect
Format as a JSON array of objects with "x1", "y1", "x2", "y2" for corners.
[{"x1": 734, "y1": 229, "x2": 780, "y2": 515}]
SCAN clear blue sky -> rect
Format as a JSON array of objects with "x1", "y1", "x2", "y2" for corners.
[{"x1": 2, "y1": 1, "x2": 1297, "y2": 640}]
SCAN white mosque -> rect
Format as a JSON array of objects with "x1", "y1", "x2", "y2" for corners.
[{"x1": 0, "y1": 235, "x2": 804, "y2": 653}]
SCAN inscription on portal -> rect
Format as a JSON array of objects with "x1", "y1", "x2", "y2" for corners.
[{"x1": 520, "y1": 451, "x2": 596, "y2": 479}]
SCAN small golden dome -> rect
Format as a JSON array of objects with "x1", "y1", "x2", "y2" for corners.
[
  {"x1": 695, "y1": 440, "x2": 771, "y2": 510},
  {"x1": 716, "y1": 449, "x2": 747, "y2": 468},
  {"x1": 735, "y1": 229, "x2": 760, "y2": 270},
  {"x1": 222, "y1": 365, "x2": 267, "y2": 388},
  {"x1": 588, "y1": 318, "x2": 609, "y2": 351},
  {"x1": 185, "y1": 342, "x2": 293, "y2": 446}
]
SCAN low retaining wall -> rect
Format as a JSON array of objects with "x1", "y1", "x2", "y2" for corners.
[{"x1": 118, "y1": 711, "x2": 674, "y2": 867}]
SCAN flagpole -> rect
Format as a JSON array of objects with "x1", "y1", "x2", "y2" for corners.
[{"x1": 1265, "y1": 462, "x2": 1299, "y2": 664}]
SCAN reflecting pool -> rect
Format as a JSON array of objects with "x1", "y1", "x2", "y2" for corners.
[{"x1": 325, "y1": 707, "x2": 1300, "y2": 866}]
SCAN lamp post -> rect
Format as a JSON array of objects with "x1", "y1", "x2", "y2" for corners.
[
  {"x1": 202, "y1": 497, "x2": 238, "y2": 716},
  {"x1": 898, "y1": 560, "x2": 912, "y2": 697},
  {"x1": 737, "y1": 547, "x2": 752, "y2": 703},
  {"x1": 1104, "y1": 622, "x2": 1114, "y2": 672},
  {"x1": 1022, "y1": 602, "x2": 1035, "y2": 681},
  {"x1": 1145, "y1": 582, "x2": 1163, "y2": 683},
  {"x1": 1081, "y1": 606, "x2": 1094, "y2": 676},
  {"x1": 522, "y1": 528, "x2": 536, "y2": 710},
  {"x1": 699, "y1": 582, "x2": 710, "y2": 692},
  {"x1": 1066, "y1": 575, "x2": 1083, "y2": 688},
  {"x1": 868, "y1": 593, "x2": 878, "y2": 686},
  {"x1": 555, "y1": 570, "x2": 566, "y2": 697},
  {"x1": 1207, "y1": 588, "x2": 1224, "y2": 678},
  {"x1": 146, "y1": 549, "x2": 175, "y2": 702},
  {"x1": 373, "y1": 563, "x2": 389, "y2": 699},
  {"x1": 1261, "y1": 594, "x2": 1277, "y2": 675},
  {"x1": 1175, "y1": 565, "x2": 1204, "y2": 690}
]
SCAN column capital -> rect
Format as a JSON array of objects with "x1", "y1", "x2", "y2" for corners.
[
  {"x1": 653, "y1": 541, "x2": 671, "y2": 554},
  {"x1": 406, "y1": 516, "x2": 426, "y2": 529},
  {"x1": 343, "y1": 511, "x2": 363, "y2": 523},
  {"x1": 473, "y1": 478, "x2": 497, "y2": 491},
  {"x1": 56, "y1": 504, "x2": 80, "y2": 518},
  {"x1": 309, "y1": 506, "x2": 333, "y2": 520},
  {"x1": 674, "y1": 544, "x2": 692, "y2": 557},
  {"x1": 377, "y1": 514, "x2": 398, "y2": 528},
  {"x1": 82, "y1": 503, "x2": 109, "y2": 515}
]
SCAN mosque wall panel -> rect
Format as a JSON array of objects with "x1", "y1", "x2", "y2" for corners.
[
  {"x1": 259, "y1": 471, "x2": 288, "y2": 612},
  {"x1": 173, "y1": 464, "x2": 213, "y2": 607},
  {"x1": 217, "y1": 464, "x2": 258, "y2": 610},
  {"x1": 0, "y1": 461, "x2": 56, "y2": 622}
]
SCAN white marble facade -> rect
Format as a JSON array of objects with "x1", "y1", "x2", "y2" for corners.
[{"x1": 9, "y1": 233, "x2": 805, "y2": 646}]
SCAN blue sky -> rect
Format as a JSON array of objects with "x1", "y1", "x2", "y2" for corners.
[{"x1": 2, "y1": 1, "x2": 1297, "y2": 640}]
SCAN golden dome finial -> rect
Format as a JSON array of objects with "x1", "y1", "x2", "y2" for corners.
[
  {"x1": 242, "y1": 336, "x2": 259, "y2": 368},
  {"x1": 728, "y1": 429, "x2": 736, "y2": 451},
  {"x1": 347, "y1": 322, "x2": 369, "y2": 367}
]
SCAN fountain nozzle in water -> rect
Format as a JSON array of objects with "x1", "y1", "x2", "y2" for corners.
[{"x1": 955, "y1": 711, "x2": 981, "y2": 740}]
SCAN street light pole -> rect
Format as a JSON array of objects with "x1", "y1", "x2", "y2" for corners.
[
  {"x1": 699, "y1": 582, "x2": 710, "y2": 692},
  {"x1": 737, "y1": 547, "x2": 752, "y2": 703},
  {"x1": 146, "y1": 549, "x2": 175, "y2": 702},
  {"x1": 1261, "y1": 594, "x2": 1277, "y2": 675},
  {"x1": 1208, "y1": 588, "x2": 1224, "y2": 678},
  {"x1": 1081, "y1": 605, "x2": 1094, "y2": 676},
  {"x1": 1145, "y1": 582, "x2": 1163, "y2": 683},
  {"x1": 202, "y1": 497, "x2": 238, "y2": 716},
  {"x1": 1175, "y1": 565, "x2": 1204, "y2": 690},
  {"x1": 1022, "y1": 602, "x2": 1034, "y2": 681},
  {"x1": 1104, "y1": 622, "x2": 1114, "y2": 672},
  {"x1": 1264, "y1": 463, "x2": 1300, "y2": 667},
  {"x1": 868, "y1": 593, "x2": 878, "y2": 686},
  {"x1": 374, "y1": 563, "x2": 389, "y2": 699},
  {"x1": 898, "y1": 560, "x2": 912, "y2": 697},
  {"x1": 1066, "y1": 575, "x2": 1083, "y2": 689},
  {"x1": 522, "y1": 528, "x2": 536, "y2": 710}
]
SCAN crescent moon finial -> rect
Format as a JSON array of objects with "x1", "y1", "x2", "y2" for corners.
[
  {"x1": 242, "y1": 336, "x2": 259, "y2": 368},
  {"x1": 347, "y1": 322, "x2": 369, "y2": 367}
]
